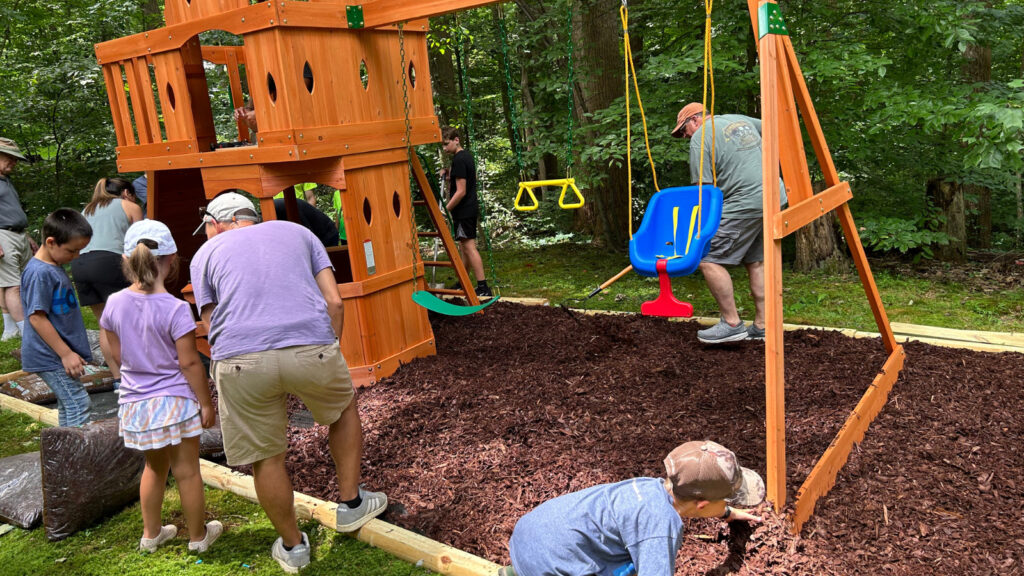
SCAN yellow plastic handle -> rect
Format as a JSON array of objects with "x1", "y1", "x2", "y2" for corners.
[
  {"x1": 557, "y1": 179, "x2": 585, "y2": 209},
  {"x1": 514, "y1": 182, "x2": 540, "y2": 211}
]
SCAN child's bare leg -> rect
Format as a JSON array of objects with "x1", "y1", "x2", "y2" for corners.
[
  {"x1": 169, "y1": 436, "x2": 206, "y2": 542},
  {"x1": 141, "y1": 448, "x2": 171, "y2": 539}
]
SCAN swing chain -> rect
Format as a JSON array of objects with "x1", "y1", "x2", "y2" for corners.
[
  {"x1": 453, "y1": 16, "x2": 499, "y2": 297},
  {"x1": 398, "y1": 22, "x2": 423, "y2": 292},
  {"x1": 497, "y1": 8, "x2": 526, "y2": 179},
  {"x1": 565, "y1": 0, "x2": 575, "y2": 176}
]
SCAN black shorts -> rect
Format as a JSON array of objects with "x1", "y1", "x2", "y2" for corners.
[
  {"x1": 453, "y1": 217, "x2": 478, "y2": 241},
  {"x1": 70, "y1": 250, "x2": 130, "y2": 307}
]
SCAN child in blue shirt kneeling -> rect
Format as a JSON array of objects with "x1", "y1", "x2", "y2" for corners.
[{"x1": 503, "y1": 440, "x2": 765, "y2": 576}]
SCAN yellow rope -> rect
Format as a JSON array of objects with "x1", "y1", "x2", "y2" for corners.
[
  {"x1": 695, "y1": 0, "x2": 717, "y2": 239},
  {"x1": 621, "y1": 4, "x2": 660, "y2": 240}
]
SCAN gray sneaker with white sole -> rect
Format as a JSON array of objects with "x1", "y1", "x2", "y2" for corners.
[
  {"x1": 271, "y1": 532, "x2": 310, "y2": 574},
  {"x1": 697, "y1": 318, "x2": 749, "y2": 344},
  {"x1": 336, "y1": 487, "x2": 388, "y2": 532},
  {"x1": 747, "y1": 323, "x2": 765, "y2": 340}
]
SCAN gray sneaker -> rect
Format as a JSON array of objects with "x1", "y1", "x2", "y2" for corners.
[
  {"x1": 747, "y1": 323, "x2": 765, "y2": 340},
  {"x1": 271, "y1": 532, "x2": 310, "y2": 574},
  {"x1": 336, "y1": 487, "x2": 388, "y2": 532},
  {"x1": 697, "y1": 318, "x2": 749, "y2": 344}
]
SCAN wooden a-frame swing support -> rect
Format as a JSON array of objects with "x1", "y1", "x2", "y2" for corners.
[{"x1": 747, "y1": 0, "x2": 905, "y2": 532}]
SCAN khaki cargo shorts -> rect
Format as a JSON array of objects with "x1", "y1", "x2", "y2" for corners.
[
  {"x1": 0, "y1": 229, "x2": 30, "y2": 287},
  {"x1": 211, "y1": 341, "x2": 354, "y2": 466}
]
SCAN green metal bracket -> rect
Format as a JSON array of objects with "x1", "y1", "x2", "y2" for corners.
[
  {"x1": 758, "y1": 3, "x2": 788, "y2": 39},
  {"x1": 346, "y1": 5, "x2": 365, "y2": 29}
]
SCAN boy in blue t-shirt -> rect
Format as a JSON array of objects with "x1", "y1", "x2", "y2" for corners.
[
  {"x1": 21, "y1": 208, "x2": 94, "y2": 426},
  {"x1": 501, "y1": 441, "x2": 765, "y2": 576}
]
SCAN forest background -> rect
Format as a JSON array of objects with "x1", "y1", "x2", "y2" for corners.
[{"x1": 0, "y1": 0, "x2": 1022, "y2": 267}]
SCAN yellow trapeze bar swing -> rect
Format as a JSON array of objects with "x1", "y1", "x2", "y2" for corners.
[{"x1": 514, "y1": 178, "x2": 585, "y2": 211}]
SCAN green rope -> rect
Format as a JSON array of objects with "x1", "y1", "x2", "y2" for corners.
[
  {"x1": 497, "y1": 7, "x2": 526, "y2": 178},
  {"x1": 565, "y1": 0, "x2": 575, "y2": 176}
]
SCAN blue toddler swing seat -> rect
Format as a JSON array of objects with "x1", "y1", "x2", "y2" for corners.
[{"x1": 628, "y1": 185, "x2": 723, "y2": 317}]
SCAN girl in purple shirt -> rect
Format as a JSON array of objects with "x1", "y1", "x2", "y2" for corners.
[{"x1": 100, "y1": 220, "x2": 221, "y2": 554}]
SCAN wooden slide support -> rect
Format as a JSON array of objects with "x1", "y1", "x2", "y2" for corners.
[{"x1": 0, "y1": 392, "x2": 499, "y2": 576}]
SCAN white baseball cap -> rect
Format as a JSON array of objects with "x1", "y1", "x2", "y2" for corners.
[
  {"x1": 194, "y1": 191, "x2": 259, "y2": 235},
  {"x1": 123, "y1": 220, "x2": 178, "y2": 256}
]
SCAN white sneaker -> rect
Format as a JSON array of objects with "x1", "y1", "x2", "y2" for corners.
[
  {"x1": 139, "y1": 524, "x2": 177, "y2": 552},
  {"x1": 1, "y1": 331, "x2": 19, "y2": 342},
  {"x1": 188, "y1": 520, "x2": 223, "y2": 553}
]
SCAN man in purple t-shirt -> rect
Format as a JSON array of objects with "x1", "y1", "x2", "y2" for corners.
[{"x1": 190, "y1": 192, "x2": 387, "y2": 573}]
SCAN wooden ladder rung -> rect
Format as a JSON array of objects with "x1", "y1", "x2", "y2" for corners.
[
  {"x1": 412, "y1": 200, "x2": 428, "y2": 206},
  {"x1": 423, "y1": 260, "x2": 453, "y2": 268},
  {"x1": 427, "y1": 288, "x2": 467, "y2": 296}
]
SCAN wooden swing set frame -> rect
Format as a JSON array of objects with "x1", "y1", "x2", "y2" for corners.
[
  {"x1": 93, "y1": 0, "x2": 902, "y2": 534},
  {"x1": 746, "y1": 0, "x2": 905, "y2": 531}
]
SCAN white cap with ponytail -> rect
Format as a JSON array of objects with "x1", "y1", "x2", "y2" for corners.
[{"x1": 123, "y1": 220, "x2": 177, "y2": 256}]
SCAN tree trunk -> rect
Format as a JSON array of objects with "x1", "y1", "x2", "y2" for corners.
[
  {"x1": 428, "y1": 19, "x2": 460, "y2": 129},
  {"x1": 572, "y1": 0, "x2": 630, "y2": 248},
  {"x1": 963, "y1": 42, "x2": 992, "y2": 249},
  {"x1": 794, "y1": 182, "x2": 849, "y2": 272},
  {"x1": 927, "y1": 178, "x2": 967, "y2": 262}
]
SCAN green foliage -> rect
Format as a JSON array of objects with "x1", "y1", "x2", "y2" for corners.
[{"x1": 858, "y1": 216, "x2": 951, "y2": 260}]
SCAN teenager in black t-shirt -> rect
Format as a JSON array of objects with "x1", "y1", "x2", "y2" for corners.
[{"x1": 440, "y1": 127, "x2": 490, "y2": 297}]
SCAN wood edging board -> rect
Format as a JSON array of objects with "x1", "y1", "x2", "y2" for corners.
[
  {"x1": 496, "y1": 296, "x2": 1022, "y2": 354},
  {"x1": 0, "y1": 394, "x2": 499, "y2": 576}
]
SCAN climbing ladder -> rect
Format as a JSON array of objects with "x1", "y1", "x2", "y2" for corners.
[{"x1": 408, "y1": 155, "x2": 481, "y2": 306}]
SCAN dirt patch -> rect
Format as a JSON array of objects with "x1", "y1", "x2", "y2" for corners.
[{"x1": 242, "y1": 302, "x2": 1023, "y2": 575}]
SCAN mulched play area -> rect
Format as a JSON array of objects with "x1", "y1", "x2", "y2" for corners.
[{"x1": 250, "y1": 302, "x2": 1022, "y2": 575}]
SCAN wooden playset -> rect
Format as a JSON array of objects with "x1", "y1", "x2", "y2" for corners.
[
  {"x1": 93, "y1": 0, "x2": 505, "y2": 387},
  {"x1": 92, "y1": 0, "x2": 903, "y2": 533}
]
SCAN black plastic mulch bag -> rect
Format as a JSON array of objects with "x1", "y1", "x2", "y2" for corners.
[
  {"x1": 0, "y1": 452, "x2": 44, "y2": 529},
  {"x1": 40, "y1": 419, "x2": 144, "y2": 541}
]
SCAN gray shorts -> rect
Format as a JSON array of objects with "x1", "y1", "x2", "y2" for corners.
[
  {"x1": 0, "y1": 229, "x2": 30, "y2": 288},
  {"x1": 703, "y1": 218, "x2": 763, "y2": 266}
]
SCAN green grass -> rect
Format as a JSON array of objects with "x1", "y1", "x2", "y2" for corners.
[
  {"x1": 450, "y1": 243, "x2": 1024, "y2": 333},
  {"x1": 0, "y1": 408, "x2": 435, "y2": 576}
]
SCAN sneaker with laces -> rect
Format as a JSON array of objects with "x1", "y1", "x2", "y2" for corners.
[
  {"x1": 271, "y1": 532, "x2": 310, "y2": 574},
  {"x1": 188, "y1": 520, "x2": 223, "y2": 553},
  {"x1": 475, "y1": 285, "x2": 493, "y2": 298},
  {"x1": 139, "y1": 524, "x2": 177, "y2": 553},
  {"x1": 746, "y1": 323, "x2": 765, "y2": 340},
  {"x1": 336, "y1": 487, "x2": 388, "y2": 532},
  {"x1": 697, "y1": 318, "x2": 749, "y2": 344}
]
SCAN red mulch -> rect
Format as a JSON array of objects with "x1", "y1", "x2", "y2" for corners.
[{"x1": 246, "y1": 302, "x2": 1023, "y2": 575}]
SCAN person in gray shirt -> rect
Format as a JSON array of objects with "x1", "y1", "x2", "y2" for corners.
[
  {"x1": 671, "y1": 103, "x2": 786, "y2": 344},
  {"x1": 0, "y1": 137, "x2": 36, "y2": 342}
]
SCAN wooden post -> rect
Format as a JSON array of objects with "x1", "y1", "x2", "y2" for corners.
[{"x1": 752, "y1": 0, "x2": 787, "y2": 512}]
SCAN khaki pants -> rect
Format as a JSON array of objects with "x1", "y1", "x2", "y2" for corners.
[{"x1": 212, "y1": 341, "x2": 353, "y2": 466}]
